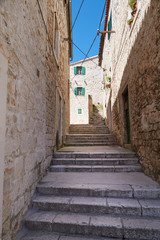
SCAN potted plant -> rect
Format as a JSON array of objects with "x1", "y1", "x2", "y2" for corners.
[
  {"x1": 127, "y1": 17, "x2": 134, "y2": 27},
  {"x1": 106, "y1": 76, "x2": 111, "y2": 82},
  {"x1": 131, "y1": 10, "x2": 137, "y2": 18},
  {"x1": 133, "y1": 2, "x2": 137, "y2": 11},
  {"x1": 129, "y1": 0, "x2": 137, "y2": 10},
  {"x1": 105, "y1": 76, "x2": 111, "y2": 88}
]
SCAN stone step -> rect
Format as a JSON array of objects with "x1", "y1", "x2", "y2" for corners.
[
  {"x1": 65, "y1": 140, "x2": 117, "y2": 143},
  {"x1": 67, "y1": 134, "x2": 115, "y2": 137},
  {"x1": 37, "y1": 182, "x2": 160, "y2": 199},
  {"x1": 65, "y1": 143, "x2": 118, "y2": 146},
  {"x1": 69, "y1": 125, "x2": 107, "y2": 128},
  {"x1": 21, "y1": 231, "x2": 122, "y2": 240},
  {"x1": 25, "y1": 211, "x2": 160, "y2": 239},
  {"x1": 32, "y1": 195, "x2": 160, "y2": 217},
  {"x1": 51, "y1": 158, "x2": 139, "y2": 165},
  {"x1": 66, "y1": 139, "x2": 117, "y2": 142},
  {"x1": 66, "y1": 133, "x2": 111, "y2": 138},
  {"x1": 65, "y1": 139, "x2": 117, "y2": 143},
  {"x1": 49, "y1": 165, "x2": 142, "y2": 173},
  {"x1": 53, "y1": 152, "x2": 137, "y2": 159},
  {"x1": 69, "y1": 131, "x2": 109, "y2": 134}
]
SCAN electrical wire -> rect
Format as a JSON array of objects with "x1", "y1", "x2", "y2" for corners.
[
  {"x1": 71, "y1": 0, "x2": 85, "y2": 32},
  {"x1": 72, "y1": 41, "x2": 99, "y2": 67},
  {"x1": 81, "y1": 33, "x2": 98, "y2": 65},
  {"x1": 77, "y1": 0, "x2": 107, "y2": 66}
]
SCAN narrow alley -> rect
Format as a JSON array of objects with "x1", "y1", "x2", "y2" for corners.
[{"x1": 0, "y1": 0, "x2": 159, "y2": 239}]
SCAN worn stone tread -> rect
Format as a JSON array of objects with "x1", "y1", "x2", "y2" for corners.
[
  {"x1": 53, "y1": 152, "x2": 137, "y2": 158},
  {"x1": 25, "y1": 211, "x2": 160, "y2": 238},
  {"x1": 49, "y1": 165, "x2": 142, "y2": 173},
  {"x1": 37, "y1": 182, "x2": 160, "y2": 199},
  {"x1": 51, "y1": 158, "x2": 139, "y2": 166},
  {"x1": 32, "y1": 195, "x2": 160, "y2": 217},
  {"x1": 21, "y1": 231, "x2": 120, "y2": 240}
]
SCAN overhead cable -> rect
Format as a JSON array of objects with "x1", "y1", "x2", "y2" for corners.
[{"x1": 71, "y1": 0, "x2": 85, "y2": 32}]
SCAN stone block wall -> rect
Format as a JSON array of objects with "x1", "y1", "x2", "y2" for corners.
[
  {"x1": 101, "y1": 0, "x2": 160, "y2": 182},
  {"x1": 0, "y1": 0, "x2": 71, "y2": 239},
  {"x1": 70, "y1": 56, "x2": 104, "y2": 124}
]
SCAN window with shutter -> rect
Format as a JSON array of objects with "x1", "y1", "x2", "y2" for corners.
[
  {"x1": 75, "y1": 87, "x2": 78, "y2": 95},
  {"x1": 74, "y1": 66, "x2": 85, "y2": 75},
  {"x1": 108, "y1": 11, "x2": 112, "y2": 40},
  {"x1": 75, "y1": 87, "x2": 85, "y2": 96},
  {"x1": 78, "y1": 109, "x2": 82, "y2": 114},
  {"x1": 82, "y1": 88, "x2": 85, "y2": 95},
  {"x1": 82, "y1": 67, "x2": 86, "y2": 75},
  {"x1": 74, "y1": 67, "x2": 77, "y2": 75}
]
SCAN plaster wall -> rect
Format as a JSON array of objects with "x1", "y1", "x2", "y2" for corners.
[{"x1": 70, "y1": 56, "x2": 104, "y2": 124}]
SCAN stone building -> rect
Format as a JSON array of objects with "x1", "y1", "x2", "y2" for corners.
[
  {"x1": 0, "y1": 0, "x2": 72, "y2": 239},
  {"x1": 99, "y1": 0, "x2": 160, "y2": 182},
  {"x1": 70, "y1": 56, "x2": 105, "y2": 125}
]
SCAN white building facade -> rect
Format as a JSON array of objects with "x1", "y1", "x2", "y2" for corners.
[{"x1": 70, "y1": 56, "x2": 105, "y2": 124}]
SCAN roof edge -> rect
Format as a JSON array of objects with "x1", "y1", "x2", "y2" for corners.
[
  {"x1": 70, "y1": 55, "x2": 98, "y2": 66},
  {"x1": 98, "y1": 0, "x2": 111, "y2": 66}
]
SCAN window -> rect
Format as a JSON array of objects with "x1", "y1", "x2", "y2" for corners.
[
  {"x1": 74, "y1": 66, "x2": 85, "y2": 75},
  {"x1": 108, "y1": 11, "x2": 112, "y2": 40},
  {"x1": 78, "y1": 109, "x2": 82, "y2": 114},
  {"x1": 75, "y1": 87, "x2": 85, "y2": 96},
  {"x1": 54, "y1": 14, "x2": 59, "y2": 62}
]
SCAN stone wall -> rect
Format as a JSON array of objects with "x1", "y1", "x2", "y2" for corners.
[
  {"x1": 70, "y1": 56, "x2": 104, "y2": 124},
  {"x1": 101, "y1": 0, "x2": 160, "y2": 182},
  {"x1": 0, "y1": 0, "x2": 71, "y2": 239}
]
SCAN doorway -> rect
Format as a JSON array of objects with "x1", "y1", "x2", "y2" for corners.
[
  {"x1": 0, "y1": 51, "x2": 8, "y2": 239},
  {"x1": 58, "y1": 95, "x2": 62, "y2": 145},
  {"x1": 122, "y1": 87, "x2": 130, "y2": 144}
]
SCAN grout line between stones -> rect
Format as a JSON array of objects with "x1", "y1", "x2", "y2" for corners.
[
  {"x1": 138, "y1": 199, "x2": 143, "y2": 216},
  {"x1": 130, "y1": 184, "x2": 135, "y2": 198},
  {"x1": 89, "y1": 216, "x2": 92, "y2": 226},
  {"x1": 120, "y1": 217, "x2": 125, "y2": 240}
]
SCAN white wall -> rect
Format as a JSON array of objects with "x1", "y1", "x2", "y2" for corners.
[{"x1": 70, "y1": 56, "x2": 104, "y2": 124}]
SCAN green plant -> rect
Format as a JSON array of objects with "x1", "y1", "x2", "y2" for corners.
[
  {"x1": 129, "y1": 0, "x2": 137, "y2": 10},
  {"x1": 127, "y1": 17, "x2": 133, "y2": 25},
  {"x1": 106, "y1": 76, "x2": 111, "y2": 82}
]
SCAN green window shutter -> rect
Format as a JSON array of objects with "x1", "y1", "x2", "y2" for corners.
[
  {"x1": 78, "y1": 109, "x2": 82, "y2": 114},
  {"x1": 82, "y1": 67, "x2": 85, "y2": 75},
  {"x1": 75, "y1": 87, "x2": 78, "y2": 95},
  {"x1": 108, "y1": 11, "x2": 112, "y2": 40},
  {"x1": 82, "y1": 88, "x2": 85, "y2": 96},
  {"x1": 74, "y1": 67, "x2": 77, "y2": 75}
]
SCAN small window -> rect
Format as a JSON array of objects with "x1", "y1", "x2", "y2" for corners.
[
  {"x1": 74, "y1": 66, "x2": 85, "y2": 75},
  {"x1": 75, "y1": 87, "x2": 85, "y2": 96},
  {"x1": 78, "y1": 109, "x2": 82, "y2": 114},
  {"x1": 54, "y1": 14, "x2": 59, "y2": 62},
  {"x1": 108, "y1": 11, "x2": 112, "y2": 40}
]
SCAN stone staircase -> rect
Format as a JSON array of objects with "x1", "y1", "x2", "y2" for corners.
[
  {"x1": 65, "y1": 125, "x2": 118, "y2": 146},
  {"x1": 18, "y1": 125, "x2": 160, "y2": 240}
]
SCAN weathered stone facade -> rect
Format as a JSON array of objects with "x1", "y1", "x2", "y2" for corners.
[
  {"x1": 99, "y1": 0, "x2": 160, "y2": 182},
  {"x1": 0, "y1": 0, "x2": 72, "y2": 239},
  {"x1": 70, "y1": 56, "x2": 105, "y2": 124}
]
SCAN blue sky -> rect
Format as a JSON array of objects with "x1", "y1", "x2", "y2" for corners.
[{"x1": 71, "y1": 0, "x2": 106, "y2": 63}]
